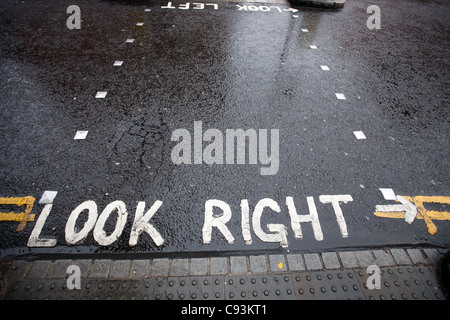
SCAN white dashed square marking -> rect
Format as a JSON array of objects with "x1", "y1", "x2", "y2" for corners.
[
  {"x1": 39, "y1": 191, "x2": 58, "y2": 204},
  {"x1": 310, "y1": 45, "x2": 318, "y2": 49},
  {"x1": 114, "y1": 61, "x2": 123, "y2": 66},
  {"x1": 335, "y1": 93, "x2": 346, "y2": 100},
  {"x1": 95, "y1": 91, "x2": 107, "y2": 98},
  {"x1": 74, "y1": 131, "x2": 88, "y2": 140},
  {"x1": 320, "y1": 65, "x2": 330, "y2": 71},
  {"x1": 353, "y1": 131, "x2": 366, "y2": 139},
  {"x1": 379, "y1": 188, "x2": 396, "y2": 200}
]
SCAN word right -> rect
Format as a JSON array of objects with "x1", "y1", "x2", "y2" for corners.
[{"x1": 203, "y1": 195, "x2": 353, "y2": 247}]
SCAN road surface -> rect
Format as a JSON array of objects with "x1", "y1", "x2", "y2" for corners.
[{"x1": 0, "y1": 0, "x2": 449, "y2": 259}]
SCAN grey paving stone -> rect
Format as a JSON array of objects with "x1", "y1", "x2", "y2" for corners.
[
  {"x1": 171, "y1": 258, "x2": 189, "y2": 276},
  {"x1": 5, "y1": 260, "x2": 31, "y2": 280},
  {"x1": 372, "y1": 250, "x2": 395, "y2": 266},
  {"x1": 423, "y1": 248, "x2": 441, "y2": 264},
  {"x1": 321, "y1": 252, "x2": 341, "y2": 269},
  {"x1": 355, "y1": 250, "x2": 375, "y2": 267},
  {"x1": 47, "y1": 260, "x2": 73, "y2": 278},
  {"x1": 130, "y1": 260, "x2": 151, "y2": 278},
  {"x1": 210, "y1": 257, "x2": 228, "y2": 275},
  {"x1": 269, "y1": 255, "x2": 287, "y2": 272},
  {"x1": 230, "y1": 256, "x2": 247, "y2": 274},
  {"x1": 110, "y1": 260, "x2": 131, "y2": 278},
  {"x1": 89, "y1": 259, "x2": 112, "y2": 279},
  {"x1": 339, "y1": 251, "x2": 359, "y2": 268},
  {"x1": 303, "y1": 253, "x2": 322, "y2": 270},
  {"x1": 150, "y1": 258, "x2": 170, "y2": 277},
  {"x1": 89, "y1": 260, "x2": 111, "y2": 279},
  {"x1": 286, "y1": 254, "x2": 305, "y2": 271},
  {"x1": 26, "y1": 260, "x2": 51, "y2": 279},
  {"x1": 406, "y1": 249, "x2": 428, "y2": 265},
  {"x1": 390, "y1": 248, "x2": 412, "y2": 265},
  {"x1": 249, "y1": 255, "x2": 267, "y2": 273},
  {"x1": 75, "y1": 259, "x2": 92, "y2": 278},
  {"x1": 190, "y1": 258, "x2": 208, "y2": 275}
]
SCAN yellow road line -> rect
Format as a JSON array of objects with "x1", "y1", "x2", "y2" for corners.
[
  {"x1": 374, "y1": 195, "x2": 450, "y2": 235},
  {"x1": 0, "y1": 196, "x2": 36, "y2": 231}
]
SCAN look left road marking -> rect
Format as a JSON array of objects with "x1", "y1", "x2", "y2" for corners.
[{"x1": 0, "y1": 196, "x2": 36, "y2": 231}]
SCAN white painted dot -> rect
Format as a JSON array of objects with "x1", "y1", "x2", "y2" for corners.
[
  {"x1": 95, "y1": 91, "x2": 107, "y2": 98},
  {"x1": 125, "y1": 39, "x2": 135, "y2": 43},
  {"x1": 293, "y1": 15, "x2": 299, "y2": 18},
  {"x1": 320, "y1": 65, "x2": 330, "y2": 71},
  {"x1": 310, "y1": 45, "x2": 318, "y2": 49},
  {"x1": 301, "y1": 29, "x2": 309, "y2": 32},
  {"x1": 335, "y1": 93, "x2": 346, "y2": 100},
  {"x1": 74, "y1": 130, "x2": 88, "y2": 140},
  {"x1": 113, "y1": 61, "x2": 123, "y2": 66},
  {"x1": 353, "y1": 131, "x2": 367, "y2": 139},
  {"x1": 136, "y1": 22, "x2": 144, "y2": 26},
  {"x1": 144, "y1": 8, "x2": 151, "y2": 12},
  {"x1": 379, "y1": 188, "x2": 396, "y2": 200}
]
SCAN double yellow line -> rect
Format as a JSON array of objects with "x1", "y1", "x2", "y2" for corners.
[
  {"x1": 0, "y1": 196, "x2": 36, "y2": 231},
  {"x1": 374, "y1": 195, "x2": 450, "y2": 235}
]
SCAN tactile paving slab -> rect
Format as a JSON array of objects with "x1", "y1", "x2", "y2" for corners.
[
  {"x1": 5, "y1": 276, "x2": 227, "y2": 300},
  {"x1": 225, "y1": 275, "x2": 295, "y2": 300},
  {"x1": 292, "y1": 270, "x2": 364, "y2": 300},
  {"x1": 5, "y1": 278, "x2": 163, "y2": 300},
  {"x1": 354, "y1": 266, "x2": 446, "y2": 300},
  {"x1": 4, "y1": 266, "x2": 446, "y2": 300},
  {"x1": 6, "y1": 279, "x2": 70, "y2": 300},
  {"x1": 164, "y1": 276, "x2": 225, "y2": 300}
]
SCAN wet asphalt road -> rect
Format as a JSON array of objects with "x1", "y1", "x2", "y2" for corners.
[{"x1": 0, "y1": 0, "x2": 449, "y2": 258}]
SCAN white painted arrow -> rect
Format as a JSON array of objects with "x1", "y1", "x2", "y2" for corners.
[
  {"x1": 375, "y1": 195, "x2": 417, "y2": 224},
  {"x1": 283, "y1": 8, "x2": 298, "y2": 13}
]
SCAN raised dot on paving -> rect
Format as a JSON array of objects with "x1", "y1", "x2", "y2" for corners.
[{"x1": 95, "y1": 91, "x2": 107, "y2": 98}]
